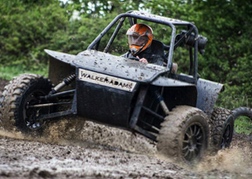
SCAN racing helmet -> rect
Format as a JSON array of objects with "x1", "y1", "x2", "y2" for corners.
[{"x1": 126, "y1": 24, "x2": 153, "y2": 55}]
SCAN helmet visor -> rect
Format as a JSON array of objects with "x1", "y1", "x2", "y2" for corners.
[{"x1": 127, "y1": 33, "x2": 148, "y2": 46}]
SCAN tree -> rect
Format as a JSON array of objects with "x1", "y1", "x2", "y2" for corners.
[
  {"x1": 0, "y1": 0, "x2": 68, "y2": 68},
  {"x1": 192, "y1": 0, "x2": 252, "y2": 108}
]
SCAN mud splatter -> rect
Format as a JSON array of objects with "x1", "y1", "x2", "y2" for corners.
[{"x1": 0, "y1": 119, "x2": 252, "y2": 178}]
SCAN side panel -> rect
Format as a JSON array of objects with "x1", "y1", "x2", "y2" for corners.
[
  {"x1": 163, "y1": 86, "x2": 197, "y2": 110},
  {"x1": 151, "y1": 76, "x2": 195, "y2": 87},
  {"x1": 76, "y1": 68, "x2": 138, "y2": 128},
  {"x1": 196, "y1": 78, "x2": 223, "y2": 116}
]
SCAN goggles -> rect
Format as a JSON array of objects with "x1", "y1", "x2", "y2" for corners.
[{"x1": 127, "y1": 33, "x2": 148, "y2": 46}]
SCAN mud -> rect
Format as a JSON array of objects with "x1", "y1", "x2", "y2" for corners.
[{"x1": 1, "y1": 78, "x2": 252, "y2": 179}]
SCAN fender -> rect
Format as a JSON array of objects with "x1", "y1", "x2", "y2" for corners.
[
  {"x1": 44, "y1": 49, "x2": 76, "y2": 66},
  {"x1": 196, "y1": 78, "x2": 224, "y2": 116},
  {"x1": 45, "y1": 49, "x2": 76, "y2": 84}
]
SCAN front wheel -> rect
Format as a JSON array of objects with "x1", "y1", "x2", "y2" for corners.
[
  {"x1": 157, "y1": 105, "x2": 209, "y2": 165},
  {"x1": 0, "y1": 74, "x2": 53, "y2": 133}
]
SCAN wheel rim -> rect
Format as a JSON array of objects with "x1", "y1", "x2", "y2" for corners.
[
  {"x1": 182, "y1": 124, "x2": 204, "y2": 161},
  {"x1": 23, "y1": 90, "x2": 50, "y2": 130},
  {"x1": 221, "y1": 123, "x2": 232, "y2": 148}
]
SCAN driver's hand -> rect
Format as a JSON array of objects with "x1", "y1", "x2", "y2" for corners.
[{"x1": 137, "y1": 56, "x2": 148, "y2": 64}]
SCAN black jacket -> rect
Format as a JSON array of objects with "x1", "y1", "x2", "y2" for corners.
[{"x1": 123, "y1": 40, "x2": 166, "y2": 66}]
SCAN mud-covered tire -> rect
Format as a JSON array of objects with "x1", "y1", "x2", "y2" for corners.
[
  {"x1": 0, "y1": 74, "x2": 52, "y2": 133},
  {"x1": 157, "y1": 105, "x2": 209, "y2": 164},
  {"x1": 209, "y1": 107, "x2": 232, "y2": 152},
  {"x1": 232, "y1": 107, "x2": 252, "y2": 119}
]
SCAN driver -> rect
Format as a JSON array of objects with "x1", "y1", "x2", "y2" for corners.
[{"x1": 123, "y1": 23, "x2": 165, "y2": 66}]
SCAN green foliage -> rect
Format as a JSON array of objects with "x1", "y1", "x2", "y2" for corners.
[
  {"x1": 0, "y1": 0, "x2": 68, "y2": 67},
  {"x1": 235, "y1": 116, "x2": 252, "y2": 135},
  {"x1": 189, "y1": 0, "x2": 252, "y2": 134}
]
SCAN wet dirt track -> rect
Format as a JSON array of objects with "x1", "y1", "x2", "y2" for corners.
[{"x1": 0, "y1": 78, "x2": 252, "y2": 179}]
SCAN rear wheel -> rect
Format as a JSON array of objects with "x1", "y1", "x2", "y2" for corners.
[
  {"x1": 209, "y1": 107, "x2": 232, "y2": 152},
  {"x1": 157, "y1": 105, "x2": 209, "y2": 165},
  {"x1": 0, "y1": 74, "x2": 52, "y2": 133}
]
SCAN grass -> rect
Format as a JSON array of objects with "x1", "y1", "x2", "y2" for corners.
[
  {"x1": 0, "y1": 65, "x2": 48, "y2": 80},
  {"x1": 235, "y1": 116, "x2": 252, "y2": 135}
]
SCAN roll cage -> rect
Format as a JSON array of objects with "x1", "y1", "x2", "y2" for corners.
[{"x1": 87, "y1": 10, "x2": 202, "y2": 83}]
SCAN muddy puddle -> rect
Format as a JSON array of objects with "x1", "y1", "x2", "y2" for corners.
[{"x1": 0, "y1": 119, "x2": 252, "y2": 178}]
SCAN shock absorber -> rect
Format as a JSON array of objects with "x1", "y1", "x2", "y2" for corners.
[
  {"x1": 51, "y1": 74, "x2": 76, "y2": 94},
  {"x1": 155, "y1": 90, "x2": 169, "y2": 116}
]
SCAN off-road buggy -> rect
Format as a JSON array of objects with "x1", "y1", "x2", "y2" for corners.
[{"x1": 0, "y1": 10, "x2": 244, "y2": 164}]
